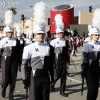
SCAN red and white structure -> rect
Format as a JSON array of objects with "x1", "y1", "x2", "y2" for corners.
[{"x1": 50, "y1": 5, "x2": 74, "y2": 34}]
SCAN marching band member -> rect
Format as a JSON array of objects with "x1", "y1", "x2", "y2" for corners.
[
  {"x1": 25, "y1": 30, "x2": 33, "y2": 46},
  {"x1": 16, "y1": 25, "x2": 25, "y2": 71},
  {"x1": 21, "y1": 2, "x2": 54, "y2": 100},
  {"x1": 0, "y1": 10, "x2": 21, "y2": 100},
  {"x1": 81, "y1": 8, "x2": 100, "y2": 100},
  {"x1": 84, "y1": 25, "x2": 92, "y2": 43},
  {"x1": 50, "y1": 14, "x2": 69, "y2": 97},
  {"x1": 81, "y1": 27, "x2": 100, "y2": 100}
]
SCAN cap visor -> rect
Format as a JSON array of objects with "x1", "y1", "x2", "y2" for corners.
[{"x1": 35, "y1": 31, "x2": 45, "y2": 34}]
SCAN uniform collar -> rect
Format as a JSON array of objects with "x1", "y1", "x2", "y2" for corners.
[
  {"x1": 57, "y1": 37, "x2": 64, "y2": 41},
  {"x1": 18, "y1": 38, "x2": 23, "y2": 41},
  {"x1": 91, "y1": 40, "x2": 98, "y2": 44},
  {"x1": 6, "y1": 37, "x2": 13, "y2": 40},
  {"x1": 88, "y1": 37, "x2": 91, "y2": 40},
  {"x1": 35, "y1": 41, "x2": 45, "y2": 45}
]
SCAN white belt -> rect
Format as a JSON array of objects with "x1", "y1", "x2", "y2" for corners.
[
  {"x1": 32, "y1": 69, "x2": 36, "y2": 76},
  {"x1": 40, "y1": 56, "x2": 44, "y2": 64},
  {"x1": 5, "y1": 56, "x2": 7, "y2": 60},
  {"x1": 56, "y1": 53, "x2": 58, "y2": 59}
]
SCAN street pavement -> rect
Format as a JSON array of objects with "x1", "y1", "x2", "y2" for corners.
[{"x1": 0, "y1": 48, "x2": 100, "y2": 100}]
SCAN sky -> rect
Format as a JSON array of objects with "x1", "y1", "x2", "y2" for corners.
[{"x1": 0, "y1": 0, "x2": 100, "y2": 25}]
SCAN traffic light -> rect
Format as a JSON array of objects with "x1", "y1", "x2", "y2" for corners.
[
  {"x1": 89, "y1": 6, "x2": 92, "y2": 13},
  {"x1": 21, "y1": 14, "x2": 24, "y2": 21}
]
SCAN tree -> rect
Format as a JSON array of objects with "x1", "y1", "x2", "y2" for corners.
[{"x1": 8, "y1": 7, "x2": 17, "y2": 15}]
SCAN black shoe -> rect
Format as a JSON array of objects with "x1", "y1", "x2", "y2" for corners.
[
  {"x1": 9, "y1": 97, "x2": 14, "y2": 100},
  {"x1": 60, "y1": 92, "x2": 68, "y2": 97},
  {"x1": 1, "y1": 90, "x2": 6, "y2": 98},
  {"x1": 51, "y1": 85, "x2": 55, "y2": 92}
]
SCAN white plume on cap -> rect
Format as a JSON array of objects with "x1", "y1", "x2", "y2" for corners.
[
  {"x1": 55, "y1": 14, "x2": 64, "y2": 34},
  {"x1": 33, "y1": 1, "x2": 47, "y2": 26},
  {"x1": 29, "y1": 30, "x2": 33, "y2": 38},
  {"x1": 88, "y1": 24, "x2": 92, "y2": 31},
  {"x1": 3, "y1": 27, "x2": 6, "y2": 33},
  {"x1": 67, "y1": 29, "x2": 71, "y2": 33},
  {"x1": 5, "y1": 10, "x2": 14, "y2": 26},
  {"x1": 71, "y1": 30, "x2": 74, "y2": 36},
  {"x1": 88, "y1": 24, "x2": 92, "y2": 36},
  {"x1": 55, "y1": 14, "x2": 64, "y2": 29},
  {"x1": 71, "y1": 30, "x2": 74, "y2": 34},
  {"x1": 92, "y1": 8, "x2": 100, "y2": 30},
  {"x1": 2, "y1": 27, "x2": 6, "y2": 37},
  {"x1": 26, "y1": 30, "x2": 33, "y2": 38},
  {"x1": 16, "y1": 25, "x2": 21, "y2": 33},
  {"x1": 29, "y1": 30, "x2": 33, "y2": 34},
  {"x1": 16, "y1": 25, "x2": 22, "y2": 36}
]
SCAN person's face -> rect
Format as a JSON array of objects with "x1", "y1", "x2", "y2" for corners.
[
  {"x1": 26, "y1": 35, "x2": 29, "y2": 38},
  {"x1": 91, "y1": 34, "x2": 100, "y2": 42},
  {"x1": 22, "y1": 36, "x2": 25, "y2": 39},
  {"x1": 35, "y1": 33, "x2": 45, "y2": 43},
  {"x1": 57, "y1": 32, "x2": 64, "y2": 38},
  {"x1": 17, "y1": 36, "x2": 21, "y2": 40},
  {"x1": 6, "y1": 32, "x2": 13, "y2": 38},
  {"x1": 29, "y1": 38, "x2": 32, "y2": 40},
  {"x1": 64, "y1": 36, "x2": 68, "y2": 40}
]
